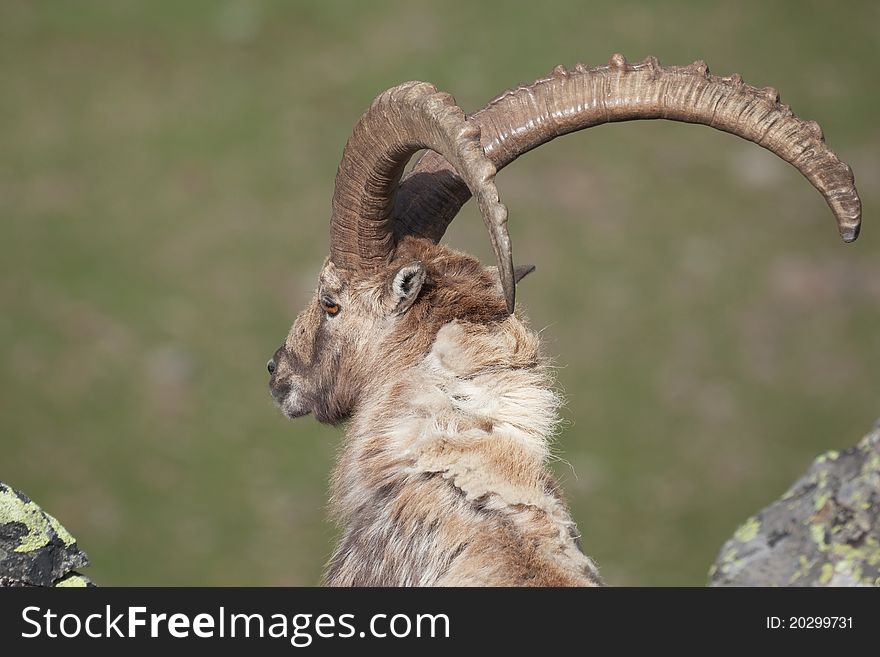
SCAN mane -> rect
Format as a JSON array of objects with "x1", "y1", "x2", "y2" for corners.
[{"x1": 325, "y1": 311, "x2": 599, "y2": 586}]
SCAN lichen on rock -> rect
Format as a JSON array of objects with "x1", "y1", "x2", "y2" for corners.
[
  {"x1": 709, "y1": 424, "x2": 880, "y2": 587},
  {"x1": 0, "y1": 482, "x2": 93, "y2": 587}
]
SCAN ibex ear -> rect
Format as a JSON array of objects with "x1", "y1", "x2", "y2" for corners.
[
  {"x1": 514, "y1": 264, "x2": 536, "y2": 284},
  {"x1": 489, "y1": 263, "x2": 535, "y2": 287},
  {"x1": 391, "y1": 262, "x2": 426, "y2": 315}
]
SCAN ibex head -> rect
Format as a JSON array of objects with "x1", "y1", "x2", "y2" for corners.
[{"x1": 268, "y1": 55, "x2": 861, "y2": 425}]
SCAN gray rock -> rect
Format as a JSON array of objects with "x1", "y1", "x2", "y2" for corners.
[
  {"x1": 0, "y1": 482, "x2": 93, "y2": 587},
  {"x1": 709, "y1": 425, "x2": 880, "y2": 586}
]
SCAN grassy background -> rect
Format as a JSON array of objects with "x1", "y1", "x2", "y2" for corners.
[{"x1": 2, "y1": 0, "x2": 878, "y2": 585}]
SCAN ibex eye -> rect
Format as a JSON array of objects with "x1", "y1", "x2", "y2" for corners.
[{"x1": 320, "y1": 297, "x2": 340, "y2": 316}]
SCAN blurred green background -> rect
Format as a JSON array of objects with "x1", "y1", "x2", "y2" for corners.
[{"x1": 2, "y1": 0, "x2": 878, "y2": 586}]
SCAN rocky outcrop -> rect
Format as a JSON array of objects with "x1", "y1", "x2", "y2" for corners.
[
  {"x1": 710, "y1": 423, "x2": 880, "y2": 586},
  {"x1": 0, "y1": 482, "x2": 93, "y2": 587}
]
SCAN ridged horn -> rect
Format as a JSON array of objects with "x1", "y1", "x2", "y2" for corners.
[
  {"x1": 393, "y1": 55, "x2": 862, "y2": 312},
  {"x1": 329, "y1": 81, "x2": 511, "y2": 307}
]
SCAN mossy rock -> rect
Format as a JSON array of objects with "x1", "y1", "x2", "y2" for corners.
[
  {"x1": 0, "y1": 482, "x2": 93, "y2": 587},
  {"x1": 709, "y1": 424, "x2": 880, "y2": 586}
]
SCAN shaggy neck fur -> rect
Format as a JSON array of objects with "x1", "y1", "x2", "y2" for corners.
[{"x1": 325, "y1": 316, "x2": 601, "y2": 586}]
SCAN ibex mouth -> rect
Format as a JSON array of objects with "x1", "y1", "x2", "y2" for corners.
[
  {"x1": 280, "y1": 402, "x2": 311, "y2": 420},
  {"x1": 269, "y1": 380, "x2": 289, "y2": 402},
  {"x1": 270, "y1": 382, "x2": 311, "y2": 419}
]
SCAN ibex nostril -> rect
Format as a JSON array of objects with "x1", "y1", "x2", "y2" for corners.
[{"x1": 267, "y1": 359, "x2": 276, "y2": 375}]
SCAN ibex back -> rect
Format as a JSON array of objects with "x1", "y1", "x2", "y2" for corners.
[{"x1": 268, "y1": 55, "x2": 861, "y2": 586}]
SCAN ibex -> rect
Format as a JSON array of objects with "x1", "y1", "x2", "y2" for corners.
[{"x1": 268, "y1": 55, "x2": 861, "y2": 586}]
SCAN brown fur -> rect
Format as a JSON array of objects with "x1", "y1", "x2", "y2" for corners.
[{"x1": 270, "y1": 236, "x2": 601, "y2": 586}]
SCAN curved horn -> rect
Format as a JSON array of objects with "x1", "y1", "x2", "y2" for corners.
[
  {"x1": 393, "y1": 55, "x2": 862, "y2": 312},
  {"x1": 329, "y1": 81, "x2": 511, "y2": 302}
]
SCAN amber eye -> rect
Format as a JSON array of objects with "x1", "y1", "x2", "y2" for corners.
[{"x1": 320, "y1": 296, "x2": 340, "y2": 316}]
